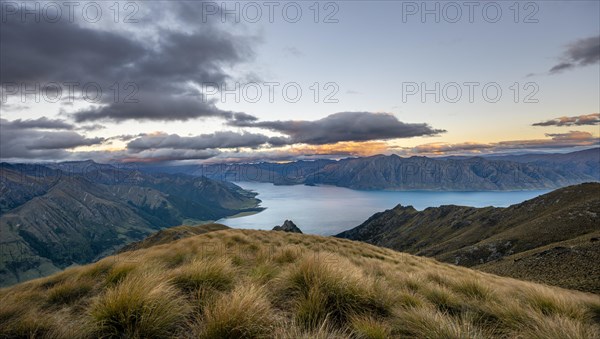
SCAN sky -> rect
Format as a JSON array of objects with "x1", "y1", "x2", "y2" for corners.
[{"x1": 0, "y1": 0, "x2": 599, "y2": 163}]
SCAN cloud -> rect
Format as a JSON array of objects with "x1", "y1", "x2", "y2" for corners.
[
  {"x1": 0, "y1": 119, "x2": 104, "y2": 160},
  {"x1": 203, "y1": 141, "x2": 389, "y2": 164},
  {"x1": 230, "y1": 112, "x2": 445, "y2": 145},
  {"x1": 8, "y1": 117, "x2": 74, "y2": 130},
  {"x1": 411, "y1": 131, "x2": 599, "y2": 155},
  {"x1": 126, "y1": 131, "x2": 280, "y2": 151},
  {"x1": 1, "y1": 4, "x2": 256, "y2": 123},
  {"x1": 544, "y1": 130, "x2": 597, "y2": 141},
  {"x1": 532, "y1": 113, "x2": 600, "y2": 127},
  {"x1": 120, "y1": 149, "x2": 221, "y2": 163},
  {"x1": 549, "y1": 35, "x2": 600, "y2": 74},
  {"x1": 77, "y1": 124, "x2": 106, "y2": 132}
]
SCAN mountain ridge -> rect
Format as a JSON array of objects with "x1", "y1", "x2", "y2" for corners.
[
  {"x1": 336, "y1": 182, "x2": 600, "y2": 293},
  {"x1": 141, "y1": 148, "x2": 600, "y2": 191}
]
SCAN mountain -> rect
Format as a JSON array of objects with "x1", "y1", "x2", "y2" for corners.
[
  {"x1": 151, "y1": 149, "x2": 600, "y2": 191},
  {"x1": 1, "y1": 227, "x2": 598, "y2": 338},
  {"x1": 336, "y1": 183, "x2": 600, "y2": 293},
  {"x1": 486, "y1": 148, "x2": 600, "y2": 180},
  {"x1": 0, "y1": 162, "x2": 262, "y2": 287}
]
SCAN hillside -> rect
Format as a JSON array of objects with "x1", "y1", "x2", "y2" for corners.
[
  {"x1": 159, "y1": 148, "x2": 600, "y2": 190},
  {"x1": 118, "y1": 224, "x2": 231, "y2": 252},
  {"x1": 0, "y1": 162, "x2": 261, "y2": 287},
  {"x1": 337, "y1": 183, "x2": 600, "y2": 293},
  {"x1": 488, "y1": 148, "x2": 600, "y2": 180},
  {"x1": 1, "y1": 227, "x2": 599, "y2": 338}
]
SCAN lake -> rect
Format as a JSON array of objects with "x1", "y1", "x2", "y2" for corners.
[{"x1": 218, "y1": 182, "x2": 551, "y2": 235}]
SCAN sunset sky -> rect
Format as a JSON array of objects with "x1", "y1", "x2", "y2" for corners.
[{"x1": 1, "y1": 1, "x2": 599, "y2": 163}]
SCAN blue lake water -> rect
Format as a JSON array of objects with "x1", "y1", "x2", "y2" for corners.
[{"x1": 218, "y1": 182, "x2": 551, "y2": 236}]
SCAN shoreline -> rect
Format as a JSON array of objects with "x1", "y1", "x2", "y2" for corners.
[{"x1": 225, "y1": 207, "x2": 266, "y2": 219}]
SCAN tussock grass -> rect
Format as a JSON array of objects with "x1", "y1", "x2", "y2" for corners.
[
  {"x1": 171, "y1": 257, "x2": 234, "y2": 293},
  {"x1": 518, "y1": 314, "x2": 600, "y2": 339},
  {"x1": 350, "y1": 315, "x2": 391, "y2": 339},
  {"x1": 519, "y1": 285, "x2": 586, "y2": 320},
  {"x1": 395, "y1": 306, "x2": 491, "y2": 338},
  {"x1": 47, "y1": 277, "x2": 94, "y2": 305},
  {"x1": 90, "y1": 273, "x2": 191, "y2": 338},
  {"x1": 1, "y1": 228, "x2": 599, "y2": 338},
  {"x1": 449, "y1": 277, "x2": 496, "y2": 301},
  {"x1": 197, "y1": 284, "x2": 275, "y2": 338},
  {"x1": 105, "y1": 262, "x2": 137, "y2": 286},
  {"x1": 280, "y1": 255, "x2": 391, "y2": 328}
]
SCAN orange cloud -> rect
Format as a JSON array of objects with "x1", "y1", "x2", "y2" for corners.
[{"x1": 287, "y1": 141, "x2": 390, "y2": 157}]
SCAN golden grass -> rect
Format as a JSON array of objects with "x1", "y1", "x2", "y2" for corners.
[
  {"x1": 90, "y1": 273, "x2": 191, "y2": 338},
  {"x1": 0, "y1": 228, "x2": 598, "y2": 338},
  {"x1": 196, "y1": 284, "x2": 275, "y2": 338}
]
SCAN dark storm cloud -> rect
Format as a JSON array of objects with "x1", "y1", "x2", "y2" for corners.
[
  {"x1": 9, "y1": 117, "x2": 74, "y2": 130},
  {"x1": 0, "y1": 119, "x2": 104, "y2": 160},
  {"x1": 230, "y1": 112, "x2": 445, "y2": 145},
  {"x1": 0, "y1": 11, "x2": 143, "y2": 84},
  {"x1": 72, "y1": 97, "x2": 230, "y2": 122},
  {"x1": 532, "y1": 113, "x2": 600, "y2": 127},
  {"x1": 1, "y1": 4, "x2": 254, "y2": 122},
  {"x1": 126, "y1": 131, "x2": 280, "y2": 151},
  {"x1": 123, "y1": 149, "x2": 221, "y2": 162},
  {"x1": 549, "y1": 35, "x2": 600, "y2": 74}
]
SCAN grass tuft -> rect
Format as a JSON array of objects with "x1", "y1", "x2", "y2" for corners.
[
  {"x1": 197, "y1": 284, "x2": 275, "y2": 338},
  {"x1": 171, "y1": 257, "x2": 235, "y2": 293},
  {"x1": 281, "y1": 255, "x2": 391, "y2": 328},
  {"x1": 90, "y1": 273, "x2": 190, "y2": 338}
]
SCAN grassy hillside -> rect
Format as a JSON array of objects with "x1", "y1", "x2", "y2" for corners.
[
  {"x1": 0, "y1": 162, "x2": 262, "y2": 287},
  {"x1": 1, "y1": 227, "x2": 599, "y2": 338},
  {"x1": 337, "y1": 183, "x2": 600, "y2": 293},
  {"x1": 118, "y1": 223, "x2": 230, "y2": 252}
]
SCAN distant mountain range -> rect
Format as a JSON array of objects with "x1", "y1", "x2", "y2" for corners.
[
  {"x1": 141, "y1": 148, "x2": 600, "y2": 191},
  {"x1": 0, "y1": 162, "x2": 262, "y2": 286},
  {"x1": 336, "y1": 182, "x2": 600, "y2": 293}
]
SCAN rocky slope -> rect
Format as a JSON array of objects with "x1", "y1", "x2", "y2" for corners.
[
  {"x1": 336, "y1": 183, "x2": 600, "y2": 293},
  {"x1": 0, "y1": 162, "x2": 262, "y2": 286}
]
